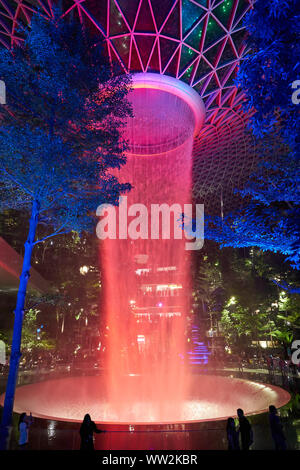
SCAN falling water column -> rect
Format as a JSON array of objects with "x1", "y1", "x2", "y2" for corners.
[{"x1": 100, "y1": 73, "x2": 205, "y2": 423}]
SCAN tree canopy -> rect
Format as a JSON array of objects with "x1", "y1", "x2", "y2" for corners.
[
  {"x1": 0, "y1": 8, "x2": 132, "y2": 236},
  {"x1": 201, "y1": 0, "x2": 300, "y2": 270}
]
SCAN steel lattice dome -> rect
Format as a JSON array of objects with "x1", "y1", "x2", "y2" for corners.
[{"x1": 0, "y1": 0, "x2": 258, "y2": 213}]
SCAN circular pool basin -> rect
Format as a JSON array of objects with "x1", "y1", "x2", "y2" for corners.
[{"x1": 0, "y1": 375, "x2": 290, "y2": 424}]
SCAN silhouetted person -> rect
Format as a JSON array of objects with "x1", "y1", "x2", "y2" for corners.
[
  {"x1": 237, "y1": 408, "x2": 253, "y2": 450},
  {"x1": 267, "y1": 356, "x2": 274, "y2": 376},
  {"x1": 18, "y1": 412, "x2": 33, "y2": 448},
  {"x1": 79, "y1": 414, "x2": 105, "y2": 450},
  {"x1": 226, "y1": 417, "x2": 240, "y2": 450},
  {"x1": 269, "y1": 405, "x2": 287, "y2": 450}
]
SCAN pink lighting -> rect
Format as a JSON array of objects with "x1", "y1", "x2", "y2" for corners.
[
  {"x1": 0, "y1": 2, "x2": 289, "y2": 433},
  {"x1": 1, "y1": 375, "x2": 290, "y2": 424},
  {"x1": 0, "y1": 0, "x2": 259, "y2": 211},
  {"x1": 131, "y1": 73, "x2": 206, "y2": 136},
  {"x1": 100, "y1": 73, "x2": 205, "y2": 422}
]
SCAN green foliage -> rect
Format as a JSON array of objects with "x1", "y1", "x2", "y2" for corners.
[
  {"x1": 220, "y1": 298, "x2": 269, "y2": 347},
  {"x1": 269, "y1": 330, "x2": 293, "y2": 345},
  {"x1": 21, "y1": 309, "x2": 54, "y2": 351},
  {"x1": 193, "y1": 244, "x2": 300, "y2": 351}
]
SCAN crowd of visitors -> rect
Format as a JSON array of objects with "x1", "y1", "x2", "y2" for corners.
[
  {"x1": 209, "y1": 351, "x2": 300, "y2": 376},
  {"x1": 0, "y1": 351, "x2": 103, "y2": 374},
  {"x1": 2, "y1": 350, "x2": 299, "y2": 377},
  {"x1": 226, "y1": 406, "x2": 286, "y2": 451},
  {"x1": 226, "y1": 408, "x2": 253, "y2": 450}
]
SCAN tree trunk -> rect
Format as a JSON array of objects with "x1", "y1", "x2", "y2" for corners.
[{"x1": 0, "y1": 200, "x2": 39, "y2": 450}]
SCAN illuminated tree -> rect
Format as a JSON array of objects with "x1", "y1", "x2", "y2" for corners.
[
  {"x1": 203, "y1": 0, "x2": 300, "y2": 270},
  {"x1": 0, "y1": 9, "x2": 132, "y2": 448}
]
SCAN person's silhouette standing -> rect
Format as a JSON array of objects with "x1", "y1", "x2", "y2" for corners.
[
  {"x1": 237, "y1": 408, "x2": 253, "y2": 450},
  {"x1": 269, "y1": 405, "x2": 287, "y2": 450},
  {"x1": 18, "y1": 412, "x2": 33, "y2": 448},
  {"x1": 79, "y1": 414, "x2": 105, "y2": 450},
  {"x1": 226, "y1": 417, "x2": 240, "y2": 450}
]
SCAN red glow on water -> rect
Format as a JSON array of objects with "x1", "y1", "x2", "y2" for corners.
[
  {"x1": 100, "y1": 83, "x2": 197, "y2": 422},
  {"x1": 3, "y1": 375, "x2": 290, "y2": 425}
]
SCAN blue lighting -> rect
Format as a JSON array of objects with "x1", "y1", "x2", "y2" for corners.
[{"x1": 187, "y1": 325, "x2": 211, "y2": 365}]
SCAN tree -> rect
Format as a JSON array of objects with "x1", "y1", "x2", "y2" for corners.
[
  {"x1": 0, "y1": 211, "x2": 104, "y2": 361},
  {"x1": 20, "y1": 308, "x2": 55, "y2": 355},
  {"x1": 201, "y1": 0, "x2": 300, "y2": 269},
  {"x1": 219, "y1": 271, "x2": 300, "y2": 356},
  {"x1": 220, "y1": 299, "x2": 264, "y2": 350},
  {"x1": 0, "y1": 9, "x2": 132, "y2": 448},
  {"x1": 192, "y1": 243, "x2": 300, "y2": 355}
]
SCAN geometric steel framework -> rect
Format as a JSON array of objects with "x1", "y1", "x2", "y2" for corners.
[
  {"x1": 0, "y1": 0, "x2": 257, "y2": 211},
  {"x1": 193, "y1": 108, "x2": 257, "y2": 213}
]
